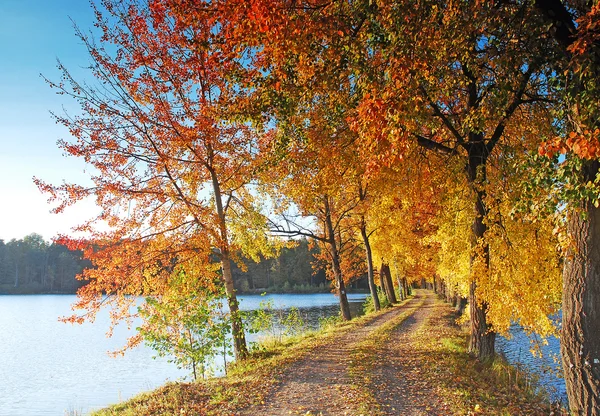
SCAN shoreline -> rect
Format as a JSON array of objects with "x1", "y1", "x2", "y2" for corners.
[{"x1": 91, "y1": 291, "x2": 565, "y2": 416}]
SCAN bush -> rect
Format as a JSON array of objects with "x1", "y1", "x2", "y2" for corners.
[
  {"x1": 318, "y1": 313, "x2": 342, "y2": 330},
  {"x1": 248, "y1": 299, "x2": 307, "y2": 345},
  {"x1": 362, "y1": 289, "x2": 390, "y2": 314},
  {"x1": 138, "y1": 280, "x2": 230, "y2": 381}
]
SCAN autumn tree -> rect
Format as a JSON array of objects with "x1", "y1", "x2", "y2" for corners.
[
  {"x1": 367, "y1": 152, "x2": 443, "y2": 296},
  {"x1": 240, "y1": 0, "x2": 560, "y2": 359},
  {"x1": 240, "y1": 0, "x2": 399, "y2": 315},
  {"x1": 349, "y1": 0, "x2": 559, "y2": 359},
  {"x1": 37, "y1": 0, "x2": 278, "y2": 360},
  {"x1": 530, "y1": 1, "x2": 600, "y2": 412},
  {"x1": 355, "y1": 175, "x2": 382, "y2": 311},
  {"x1": 266, "y1": 136, "x2": 359, "y2": 321}
]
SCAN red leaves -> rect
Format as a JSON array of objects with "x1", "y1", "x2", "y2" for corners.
[
  {"x1": 539, "y1": 130, "x2": 600, "y2": 160},
  {"x1": 567, "y1": 4, "x2": 600, "y2": 57}
]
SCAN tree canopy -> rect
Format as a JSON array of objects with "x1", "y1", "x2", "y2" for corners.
[{"x1": 39, "y1": 1, "x2": 600, "y2": 412}]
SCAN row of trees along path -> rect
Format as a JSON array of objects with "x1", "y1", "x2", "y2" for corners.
[
  {"x1": 239, "y1": 290, "x2": 446, "y2": 416},
  {"x1": 39, "y1": 1, "x2": 600, "y2": 413}
]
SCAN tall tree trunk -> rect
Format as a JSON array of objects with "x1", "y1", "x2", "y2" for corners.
[
  {"x1": 360, "y1": 218, "x2": 380, "y2": 311},
  {"x1": 531, "y1": 3, "x2": 600, "y2": 412},
  {"x1": 210, "y1": 165, "x2": 248, "y2": 360},
  {"x1": 380, "y1": 262, "x2": 397, "y2": 304},
  {"x1": 467, "y1": 141, "x2": 495, "y2": 361},
  {"x1": 385, "y1": 264, "x2": 397, "y2": 303},
  {"x1": 221, "y1": 253, "x2": 248, "y2": 360},
  {"x1": 324, "y1": 197, "x2": 352, "y2": 320},
  {"x1": 562, "y1": 162, "x2": 600, "y2": 414}
]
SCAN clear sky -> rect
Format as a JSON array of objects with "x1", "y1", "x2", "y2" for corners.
[{"x1": 0, "y1": 0, "x2": 101, "y2": 242}]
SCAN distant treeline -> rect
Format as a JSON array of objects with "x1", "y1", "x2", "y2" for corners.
[
  {"x1": 232, "y1": 238, "x2": 368, "y2": 293},
  {"x1": 0, "y1": 235, "x2": 365, "y2": 295},
  {"x1": 232, "y1": 238, "x2": 330, "y2": 293},
  {"x1": 0, "y1": 233, "x2": 89, "y2": 294}
]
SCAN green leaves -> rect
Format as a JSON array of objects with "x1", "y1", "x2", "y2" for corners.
[{"x1": 138, "y1": 274, "x2": 231, "y2": 381}]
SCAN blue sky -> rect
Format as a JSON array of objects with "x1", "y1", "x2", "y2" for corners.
[{"x1": 0, "y1": 1, "x2": 100, "y2": 241}]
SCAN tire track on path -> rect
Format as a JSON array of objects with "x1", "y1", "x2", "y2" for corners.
[
  {"x1": 370, "y1": 291, "x2": 449, "y2": 415},
  {"x1": 239, "y1": 292, "x2": 427, "y2": 416}
]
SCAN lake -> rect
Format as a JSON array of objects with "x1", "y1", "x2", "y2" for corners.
[
  {"x1": 497, "y1": 325, "x2": 567, "y2": 406},
  {"x1": 0, "y1": 293, "x2": 367, "y2": 416}
]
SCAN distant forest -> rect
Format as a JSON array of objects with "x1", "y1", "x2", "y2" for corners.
[
  {"x1": 0, "y1": 235, "x2": 366, "y2": 295},
  {"x1": 232, "y1": 238, "x2": 330, "y2": 293},
  {"x1": 0, "y1": 233, "x2": 89, "y2": 294}
]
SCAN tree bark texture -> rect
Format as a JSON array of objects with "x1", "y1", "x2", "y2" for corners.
[
  {"x1": 562, "y1": 163, "x2": 600, "y2": 414},
  {"x1": 221, "y1": 254, "x2": 248, "y2": 360},
  {"x1": 380, "y1": 262, "x2": 397, "y2": 304},
  {"x1": 467, "y1": 141, "x2": 495, "y2": 361},
  {"x1": 532, "y1": 2, "x2": 600, "y2": 412},
  {"x1": 210, "y1": 164, "x2": 248, "y2": 360}
]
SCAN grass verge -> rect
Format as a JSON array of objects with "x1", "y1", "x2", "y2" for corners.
[
  {"x1": 392, "y1": 295, "x2": 566, "y2": 415},
  {"x1": 92, "y1": 296, "x2": 416, "y2": 416}
]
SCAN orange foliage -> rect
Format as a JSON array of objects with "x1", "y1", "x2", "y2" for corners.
[{"x1": 540, "y1": 131, "x2": 600, "y2": 160}]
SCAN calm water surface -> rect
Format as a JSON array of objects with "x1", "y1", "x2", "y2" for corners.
[
  {"x1": 498, "y1": 325, "x2": 567, "y2": 405},
  {"x1": 0, "y1": 293, "x2": 366, "y2": 416}
]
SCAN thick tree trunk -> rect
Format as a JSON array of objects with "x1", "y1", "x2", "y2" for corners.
[
  {"x1": 385, "y1": 263, "x2": 398, "y2": 303},
  {"x1": 379, "y1": 265, "x2": 389, "y2": 301},
  {"x1": 531, "y1": 4, "x2": 600, "y2": 412},
  {"x1": 562, "y1": 163, "x2": 600, "y2": 414},
  {"x1": 324, "y1": 197, "x2": 352, "y2": 320},
  {"x1": 467, "y1": 141, "x2": 495, "y2": 361},
  {"x1": 468, "y1": 281, "x2": 496, "y2": 360},
  {"x1": 360, "y1": 219, "x2": 380, "y2": 311}
]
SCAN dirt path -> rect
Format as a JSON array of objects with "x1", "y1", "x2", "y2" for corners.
[
  {"x1": 239, "y1": 290, "x2": 438, "y2": 416},
  {"x1": 370, "y1": 292, "x2": 450, "y2": 415}
]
